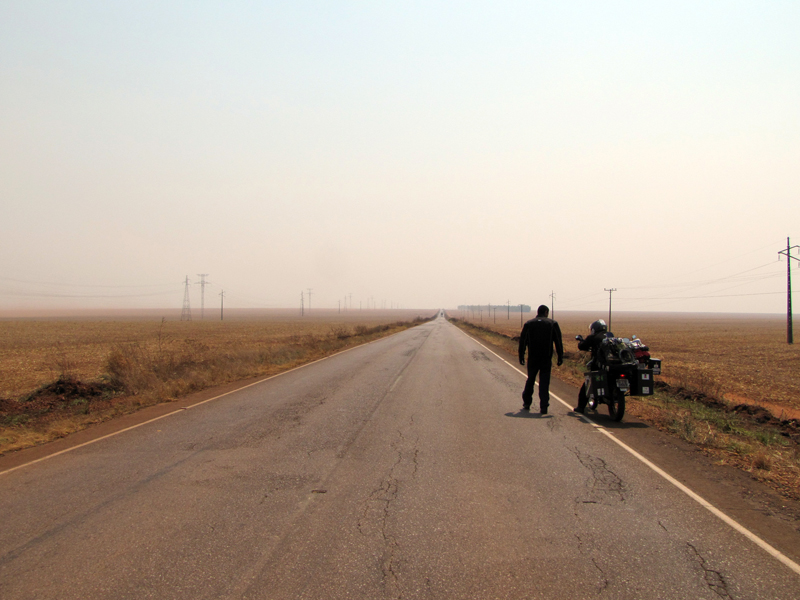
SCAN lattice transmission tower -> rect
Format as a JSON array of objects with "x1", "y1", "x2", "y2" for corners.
[{"x1": 181, "y1": 276, "x2": 192, "y2": 321}]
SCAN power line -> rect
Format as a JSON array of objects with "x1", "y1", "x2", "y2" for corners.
[
  {"x1": 0, "y1": 275, "x2": 175, "y2": 289},
  {"x1": 0, "y1": 290, "x2": 175, "y2": 299},
  {"x1": 617, "y1": 261, "x2": 779, "y2": 292},
  {"x1": 556, "y1": 260, "x2": 783, "y2": 311}
]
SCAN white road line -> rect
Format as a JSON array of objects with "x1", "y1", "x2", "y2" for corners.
[
  {"x1": 0, "y1": 329, "x2": 411, "y2": 478},
  {"x1": 456, "y1": 325, "x2": 800, "y2": 577}
]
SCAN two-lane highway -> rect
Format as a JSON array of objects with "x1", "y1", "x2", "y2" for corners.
[{"x1": 1, "y1": 315, "x2": 798, "y2": 599}]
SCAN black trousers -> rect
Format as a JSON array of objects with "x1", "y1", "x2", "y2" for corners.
[{"x1": 522, "y1": 359, "x2": 552, "y2": 411}]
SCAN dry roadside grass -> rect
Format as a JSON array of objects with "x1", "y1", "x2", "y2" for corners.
[
  {"x1": 449, "y1": 311, "x2": 800, "y2": 500},
  {"x1": 0, "y1": 309, "x2": 435, "y2": 454}
]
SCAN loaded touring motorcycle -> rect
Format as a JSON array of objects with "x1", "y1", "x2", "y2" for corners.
[{"x1": 575, "y1": 333, "x2": 662, "y2": 422}]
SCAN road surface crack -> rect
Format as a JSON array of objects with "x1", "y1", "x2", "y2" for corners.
[
  {"x1": 687, "y1": 543, "x2": 732, "y2": 599},
  {"x1": 591, "y1": 558, "x2": 610, "y2": 593},
  {"x1": 571, "y1": 447, "x2": 626, "y2": 504},
  {"x1": 357, "y1": 425, "x2": 420, "y2": 599}
]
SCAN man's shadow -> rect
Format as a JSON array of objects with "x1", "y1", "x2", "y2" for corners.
[{"x1": 504, "y1": 410, "x2": 552, "y2": 419}]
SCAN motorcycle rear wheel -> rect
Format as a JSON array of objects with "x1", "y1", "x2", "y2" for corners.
[{"x1": 608, "y1": 389, "x2": 625, "y2": 421}]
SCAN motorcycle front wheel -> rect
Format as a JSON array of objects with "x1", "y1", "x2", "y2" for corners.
[{"x1": 608, "y1": 389, "x2": 625, "y2": 422}]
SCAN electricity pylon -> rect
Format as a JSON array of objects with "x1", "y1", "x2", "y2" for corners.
[{"x1": 181, "y1": 276, "x2": 192, "y2": 321}]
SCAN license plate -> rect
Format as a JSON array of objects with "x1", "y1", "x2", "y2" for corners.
[{"x1": 616, "y1": 379, "x2": 630, "y2": 390}]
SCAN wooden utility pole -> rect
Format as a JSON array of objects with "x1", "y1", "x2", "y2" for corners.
[
  {"x1": 549, "y1": 290, "x2": 556, "y2": 318},
  {"x1": 779, "y1": 237, "x2": 800, "y2": 344},
  {"x1": 219, "y1": 290, "x2": 224, "y2": 321},
  {"x1": 604, "y1": 288, "x2": 617, "y2": 332}
]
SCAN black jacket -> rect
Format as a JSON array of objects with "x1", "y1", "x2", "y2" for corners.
[
  {"x1": 577, "y1": 331, "x2": 612, "y2": 368},
  {"x1": 519, "y1": 317, "x2": 564, "y2": 364}
]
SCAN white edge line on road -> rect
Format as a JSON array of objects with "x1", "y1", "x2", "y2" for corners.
[
  {"x1": 0, "y1": 327, "x2": 416, "y2": 479},
  {"x1": 457, "y1": 325, "x2": 800, "y2": 577}
]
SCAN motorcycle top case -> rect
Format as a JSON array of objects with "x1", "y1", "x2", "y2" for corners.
[{"x1": 630, "y1": 369, "x2": 655, "y2": 396}]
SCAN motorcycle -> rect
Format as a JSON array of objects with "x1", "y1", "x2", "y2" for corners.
[{"x1": 575, "y1": 334, "x2": 661, "y2": 422}]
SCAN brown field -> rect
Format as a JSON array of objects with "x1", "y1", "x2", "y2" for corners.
[
  {"x1": 0, "y1": 308, "x2": 436, "y2": 453},
  {"x1": 453, "y1": 309, "x2": 800, "y2": 419},
  {"x1": 0, "y1": 309, "x2": 434, "y2": 399}
]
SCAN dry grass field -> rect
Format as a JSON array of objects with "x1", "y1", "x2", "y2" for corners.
[
  {"x1": 450, "y1": 310, "x2": 800, "y2": 499},
  {"x1": 0, "y1": 309, "x2": 435, "y2": 453}
]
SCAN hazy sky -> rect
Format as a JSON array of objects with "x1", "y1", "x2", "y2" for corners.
[{"x1": 1, "y1": 1, "x2": 798, "y2": 314}]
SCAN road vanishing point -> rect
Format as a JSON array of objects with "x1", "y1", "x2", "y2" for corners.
[{"x1": 1, "y1": 314, "x2": 799, "y2": 599}]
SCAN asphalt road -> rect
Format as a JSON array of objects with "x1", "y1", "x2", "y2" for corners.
[{"x1": 1, "y1": 314, "x2": 799, "y2": 599}]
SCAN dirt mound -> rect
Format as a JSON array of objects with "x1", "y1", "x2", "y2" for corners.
[
  {"x1": 650, "y1": 382, "x2": 800, "y2": 443},
  {"x1": 1, "y1": 378, "x2": 119, "y2": 419},
  {"x1": 732, "y1": 403, "x2": 800, "y2": 439},
  {"x1": 732, "y1": 403, "x2": 774, "y2": 423}
]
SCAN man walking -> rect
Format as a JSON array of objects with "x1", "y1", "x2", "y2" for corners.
[{"x1": 519, "y1": 305, "x2": 564, "y2": 414}]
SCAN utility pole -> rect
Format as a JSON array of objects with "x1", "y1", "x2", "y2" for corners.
[
  {"x1": 338, "y1": 300, "x2": 341, "y2": 313},
  {"x1": 550, "y1": 291, "x2": 556, "y2": 318},
  {"x1": 307, "y1": 288, "x2": 313, "y2": 314},
  {"x1": 604, "y1": 288, "x2": 617, "y2": 332},
  {"x1": 219, "y1": 290, "x2": 224, "y2": 321},
  {"x1": 197, "y1": 274, "x2": 209, "y2": 320},
  {"x1": 180, "y1": 276, "x2": 192, "y2": 321},
  {"x1": 301, "y1": 291, "x2": 305, "y2": 316},
  {"x1": 778, "y1": 237, "x2": 800, "y2": 344}
]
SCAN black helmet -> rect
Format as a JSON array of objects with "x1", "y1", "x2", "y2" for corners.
[{"x1": 590, "y1": 319, "x2": 607, "y2": 335}]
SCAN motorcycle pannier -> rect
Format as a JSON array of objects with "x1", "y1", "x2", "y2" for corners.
[
  {"x1": 631, "y1": 369, "x2": 655, "y2": 396},
  {"x1": 587, "y1": 371, "x2": 608, "y2": 398},
  {"x1": 647, "y1": 358, "x2": 662, "y2": 375}
]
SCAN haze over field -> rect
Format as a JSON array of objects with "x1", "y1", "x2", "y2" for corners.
[{"x1": 1, "y1": 2, "x2": 798, "y2": 314}]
